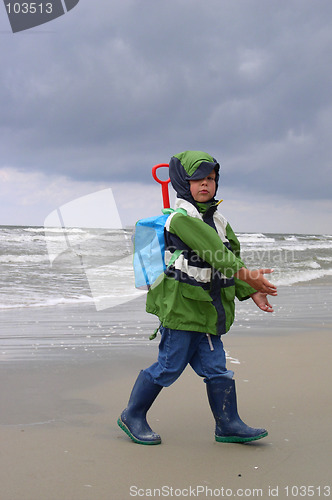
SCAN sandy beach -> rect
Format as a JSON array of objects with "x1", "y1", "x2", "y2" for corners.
[{"x1": 1, "y1": 307, "x2": 331, "y2": 500}]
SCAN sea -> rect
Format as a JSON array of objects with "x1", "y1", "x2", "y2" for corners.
[{"x1": 1, "y1": 226, "x2": 332, "y2": 360}]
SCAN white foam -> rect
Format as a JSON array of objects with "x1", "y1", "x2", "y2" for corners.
[
  {"x1": 317, "y1": 256, "x2": 332, "y2": 262},
  {"x1": 36, "y1": 226, "x2": 85, "y2": 233},
  {"x1": 0, "y1": 294, "x2": 95, "y2": 310},
  {"x1": 278, "y1": 242, "x2": 332, "y2": 252},
  {"x1": 284, "y1": 236, "x2": 298, "y2": 241},
  {"x1": 237, "y1": 233, "x2": 276, "y2": 244},
  {"x1": 307, "y1": 261, "x2": 321, "y2": 269},
  {"x1": 0, "y1": 254, "x2": 48, "y2": 263},
  {"x1": 274, "y1": 267, "x2": 332, "y2": 286}
]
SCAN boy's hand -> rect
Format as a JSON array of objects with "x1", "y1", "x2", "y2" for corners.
[
  {"x1": 250, "y1": 291, "x2": 274, "y2": 312},
  {"x1": 234, "y1": 268, "x2": 277, "y2": 295}
]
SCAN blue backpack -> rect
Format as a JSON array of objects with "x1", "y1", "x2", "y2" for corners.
[{"x1": 133, "y1": 208, "x2": 186, "y2": 289}]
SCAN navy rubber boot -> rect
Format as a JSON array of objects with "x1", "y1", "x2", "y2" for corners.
[
  {"x1": 117, "y1": 371, "x2": 162, "y2": 445},
  {"x1": 206, "y1": 378, "x2": 268, "y2": 443}
]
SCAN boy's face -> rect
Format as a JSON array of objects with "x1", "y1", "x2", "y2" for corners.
[{"x1": 189, "y1": 169, "x2": 216, "y2": 203}]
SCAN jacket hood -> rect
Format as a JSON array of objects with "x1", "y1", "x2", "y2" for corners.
[{"x1": 169, "y1": 151, "x2": 220, "y2": 207}]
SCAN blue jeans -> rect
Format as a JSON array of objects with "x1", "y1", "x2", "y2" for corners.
[{"x1": 143, "y1": 326, "x2": 234, "y2": 387}]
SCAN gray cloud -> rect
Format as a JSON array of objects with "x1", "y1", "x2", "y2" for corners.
[{"x1": 1, "y1": 0, "x2": 332, "y2": 203}]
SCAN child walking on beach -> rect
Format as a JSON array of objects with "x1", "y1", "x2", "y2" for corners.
[{"x1": 118, "y1": 150, "x2": 277, "y2": 445}]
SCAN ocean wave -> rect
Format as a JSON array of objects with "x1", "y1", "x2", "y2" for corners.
[
  {"x1": 0, "y1": 233, "x2": 35, "y2": 243},
  {"x1": 237, "y1": 233, "x2": 276, "y2": 244},
  {"x1": 289, "y1": 261, "x2": 321, "y2": 269},
  {"x1": 240, "y1": 241, "x2": 332, "y2": 252},
  {"x1": 0, "y1": 294, "x2": 95, "y2": 310},
  {"x1": 274, "y1": 267, "x2": 332, "y2": 286},
  {"x1": 317, "y1": 256, "x2": 332, "y2": 262},
  {"x1": 0, "y1": 254, "x2": 49, "y2": 263},
  {"x1": 277, "y1": 242, "x2": 332, "y2": 251},
  {"x1": 307, "y1": 261, "x2": 321, "y2": 269},
  {"x1": 296, "y1": 234, "x2": 332, "y2": 241},
  {"x1": 30, "y1": 227, "x2": 85, "y2": 233}
]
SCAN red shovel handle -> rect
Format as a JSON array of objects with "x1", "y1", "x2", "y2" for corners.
[{"x1": 152, "y1": 163, "x2": 170, "y2": 209}]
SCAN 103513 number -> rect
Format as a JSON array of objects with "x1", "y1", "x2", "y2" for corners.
[
  {"x1": 285, "y1": 485, "x2": 331, "y2": 497},
  {"x1": 6, "y1": 3, "x2": 53, "y2": 14}
]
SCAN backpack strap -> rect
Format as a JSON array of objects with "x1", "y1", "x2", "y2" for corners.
[
  {"x1": 166, "y1": 248, "x2": 182, "y2": 268},
  {"x1": 163, "y1": 207, "x2": 186, "y2": 269},
  {"x1": 162, "y1": 207, "x2": 187, "y2": 216}
]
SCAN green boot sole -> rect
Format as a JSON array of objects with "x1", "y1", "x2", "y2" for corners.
[
  {"x1": 215, "y1": 430, "x2": 268, "y2": 443},
  {"x1": 117, "y1": 418, "x2": 162, "y2": 445}
]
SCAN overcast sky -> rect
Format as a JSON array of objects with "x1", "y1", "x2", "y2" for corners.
[{"x1": 1, "y1": 0, "x2": 331, "y2": 233}]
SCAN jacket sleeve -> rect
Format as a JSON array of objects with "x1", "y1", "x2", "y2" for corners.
[
  {"x1": 169, "y1": 213, "x2": 244, "y2": 278},
  {"x1": 226, "y1": 223, "x2": 256, "y2": 300}
]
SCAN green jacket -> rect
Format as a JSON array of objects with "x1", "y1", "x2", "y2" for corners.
[{"x1": 146, "y1": 198, "x2": 256, "y2": 335}]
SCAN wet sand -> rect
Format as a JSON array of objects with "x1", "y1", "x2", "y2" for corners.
[{"x1": 1, "y1": 325, "x2": 331, "y2": 500}]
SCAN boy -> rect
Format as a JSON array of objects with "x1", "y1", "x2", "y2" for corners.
[{"x1": 118, "y1": 150, "x2": 277, "y2": 445}]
